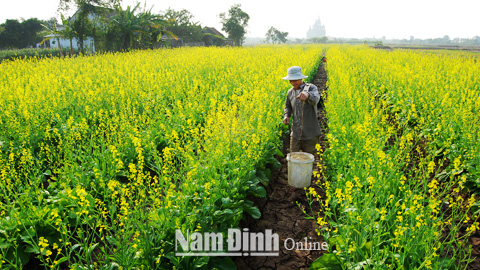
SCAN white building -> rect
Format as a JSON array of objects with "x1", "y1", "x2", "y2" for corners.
[
  {"x1": 44, "y1": 6, "x2": 113, "y2": 53},
  {"x1": 307, "y1": 18, "x2": 326, "y2": 39},
  {"x1": 44, "y1": 25, "x2": 95, "y2": 52}
]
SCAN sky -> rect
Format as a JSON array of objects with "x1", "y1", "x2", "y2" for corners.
[{"x1": 0, "y1": 0, "x2": 479, "y2": 40}]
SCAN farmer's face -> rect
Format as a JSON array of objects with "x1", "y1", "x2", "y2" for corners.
[{"x1": 289, "y1": 79, "x2": 303, "y2": 90}]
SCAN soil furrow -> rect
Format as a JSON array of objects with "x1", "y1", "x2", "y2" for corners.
[{"x1": 234, "y1": 62, "x2": 328, "y2": 270}]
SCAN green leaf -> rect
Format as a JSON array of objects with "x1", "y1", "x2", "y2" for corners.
[
  {"x1": 69, "y1": 211, "x2": 77, "y2": 219},
  {"x1": 266, "y1": 155, "x2": 282, "y2": 169},
  {"x1": 0, "y1": 242, "x2": 13, "y2": 249},
  {"x1": 249, "y1": 185, "x2": 266, "y2": 198},
  {"x1": 328, "y1": 236, "x2": 346, "y2": 251},
  {"x1": 86, "y1": 243, "x2": 99, "y2": 256},
  {"x1": 362, "y1": 241, "x2": 373, "y2": 257},
  {"x1": 274, "y1": 148, "x2": 284, "y2": 157},
  {"x1": 20, "y1": 227, "x2": 35, "y2": 242},
  {"x1": 24, "y1": 244, "x2": 40, "y2": 254},
  {"x1": 53, "y1": 257, "x2": 69, "y2": 266},
  {"x1": 256, "y1": 169, "x2": 270, "y2": 186},
  {"x1": 221, "y1": 197, "x2": 231, "y2": 206},
  {"x1": 348, "y1": 260, "x2": 373, "y2": 269},
  {"x1": 17, "y1": 247, "x2": 31, "y2": 265},
  {"x1": 435, "y1": 171, "x2": 451, "y2": 182},
  {"x1": 310, "y1": 254, "x2": 342, "y2": 270},
  {"x1": 222, "y1": 209, "x2": 234, "y2": 216},
  {"x1": 70, "y1": 243, "x2": 83, "y2": 252},
  {"x1": 436, "y1": 257, "x2": 456, "y2": 270},
  {"x1": 213, "y1": 209, "x2": 235, "y2": 223},
  {"x1": 248, "y1": 170, "x2": 257, "y2": 181},
  {"x1": 193, "y1": 256, "x2": 210, "y2": 268},
  {"x1": 434, "y1": 147, "x2": 445, "y2": 157},
  {"x1": 243, "y1": 203, "x2": 261, "y2": 219}
]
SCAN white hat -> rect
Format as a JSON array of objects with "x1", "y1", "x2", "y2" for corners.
[{"x1": 282, "y1": 66, "x2": 308, "y2": 80}]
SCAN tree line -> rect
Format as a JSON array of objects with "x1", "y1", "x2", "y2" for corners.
[
  {"x1": 0, "y1": 1, "x2": 253, "y2": 52},
  {"x1": 0, "y1": 18, "x2": 45, "y2": 49},
  {"x1": 0, "y1": 0, "x2": 294, "y2": 53},
  {"x1": 0, "y1": 0, "x2": 226, "y2": 53}
]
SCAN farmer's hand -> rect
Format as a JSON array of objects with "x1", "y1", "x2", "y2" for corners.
[
  {"x1": 283, "y1": 116, "x2": 289, "y2": 125},
  {"x1": 296, "y1": 92, "x2": 309, "y2": 102}
]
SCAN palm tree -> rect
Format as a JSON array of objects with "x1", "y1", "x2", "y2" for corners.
[
  {"x1": 109, "y1": 3, "x2": 147, "y2": 50},
  {"x1": 40, "y1": 20, "x2": 65, "y2": 57},
  {"x1": 109, "y1": 3, "x2": 177, "y2": 50},
  {"x1": 60, "y1": 14, "x2": 76, "y2": 56},
  {"x1": 138, "y1": 8, "x2": 177, "y2": 49}
]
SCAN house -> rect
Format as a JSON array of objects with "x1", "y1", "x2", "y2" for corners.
[
  {"x1": 202, "y1": 27, "x2": 232, "y2": 46},
  {"x1": 159, "y1": 27, "x2": 231, "y2": 48},
  {"x1": 44, "y1": 4, "x2": 114, "y2": 53},
  {"x1": 44, "y1": 25, "x2": 95, "y2": 52}
]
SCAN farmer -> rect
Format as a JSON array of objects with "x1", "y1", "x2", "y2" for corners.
[{"x1": 282, "y1": 66, "x2": 322, "y2": 155}]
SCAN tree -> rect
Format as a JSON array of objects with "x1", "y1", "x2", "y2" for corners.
[
  {"x1": 138, "y1": 7, "x2": 177, "y2": 49},
  {"x1": 40, "y1": 20, "x2": 65, "y2": 56},
  {"x1": 58, "y1": 0, "x2": 120, "y2": 11},
  {"x1": 219, "y1": 4, "x2": 249, "y2": 46},
  {"x1": 474, "y1": 36, "x2": 480, "y2": 45},
  {"x1": 265, "y1": 26, "x2": 288, "y2": 44},
  {"x1": 109, "y1": 4, "x2": 147, "y2": 50},
  {"x1": 442, "y1": 35, "x2": 451, "y2": 44},
  {"x1": 160, "y1": 8, "x2": 203, "y2": 43},
  {"x1": 40, "y1": 16, "x2": 81, "y2": 55},
  {"x1": 108, "y1": 3, "x2": 176, "y2": 50},
  {"x1": 0, "y1": 20, "x2": 22, "y2": 49},
  {"x1": 309, "y1": 37, "x2": 328, "y2": 44},
  {"x1": 21, "y1": 18, "x2": 44, "y2": 47},
  {"x1": 60, "y1": 14, "x2": 77, "y2": 56},
  {"x1": 71, "y1": 5, "x2": 95, "y2": 53},
  {"x1": 0, "y1": 18, "x2": 43, "y2": 49},
  {"x1": 58, "y1": 0, "x2": 119, "y2": 53}
]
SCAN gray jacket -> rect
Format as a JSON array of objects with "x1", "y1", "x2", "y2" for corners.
[{"x1": 284, "y1": 83, "x2": 322, "y2": 140}]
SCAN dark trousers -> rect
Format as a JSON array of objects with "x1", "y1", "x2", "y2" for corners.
[{"x1": 290, "y1": 136, "x2": 320, "y2": 156}]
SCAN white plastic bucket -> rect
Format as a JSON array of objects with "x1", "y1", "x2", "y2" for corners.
[{"x1": 286, "y1": 152, "x2": 315, "y2": 188}]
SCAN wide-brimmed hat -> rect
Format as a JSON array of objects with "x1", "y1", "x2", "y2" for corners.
[{"x1": 282, "y1": 66, "x2": 308, "y2": 80}]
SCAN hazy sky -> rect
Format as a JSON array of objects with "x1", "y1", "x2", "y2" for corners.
[{"x1": 1, "y1": 0, "x2": 479, "y2": 39}]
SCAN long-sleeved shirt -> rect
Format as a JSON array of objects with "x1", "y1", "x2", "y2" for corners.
[{"x1": 284, "y1": 83, "x2": 322, "y2": 140}]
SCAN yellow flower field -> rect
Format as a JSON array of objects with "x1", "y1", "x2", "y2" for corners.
[
  {"x1": 0, "y1": 46, "x2": 323, "y2": 268},
  {"x1": 309, "y1": 45, "x2": 480, "y2": 269},
  {"x1": 3, "y1": 43, "x2": 479, "y2": 269}
]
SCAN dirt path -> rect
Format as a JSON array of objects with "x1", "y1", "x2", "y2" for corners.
[{"x1": 234, "y1": 63, "x2": 328, "y2": 269}]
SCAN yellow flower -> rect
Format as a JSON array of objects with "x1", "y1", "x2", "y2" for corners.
[{"x1": 425, "y1": 259, "x2": 432, "y2": 269}]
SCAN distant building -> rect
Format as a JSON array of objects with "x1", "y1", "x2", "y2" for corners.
[
  {"x1": 307, "y1": 18, "x2": 326, "y2": 39},
  {"x1": 202, "y1": 27, "x2": 232, "y2": 46},
  {"x1": 43, "y1": 5, "x2": 115, "y2": 53},
  {"x1": 44, "y1": 25, "x2": 95, "y2": 52},
  {"x1": 159, "y1": 27, "x2": 231, "y2": 47}
]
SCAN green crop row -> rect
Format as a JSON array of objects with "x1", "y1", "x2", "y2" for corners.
[
  {"x1": 309, "y1": 45, "x2": 479, "y2": 269},
  {"x1": 0, "y1": 46, "x2": 323, "y2": 269}
]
